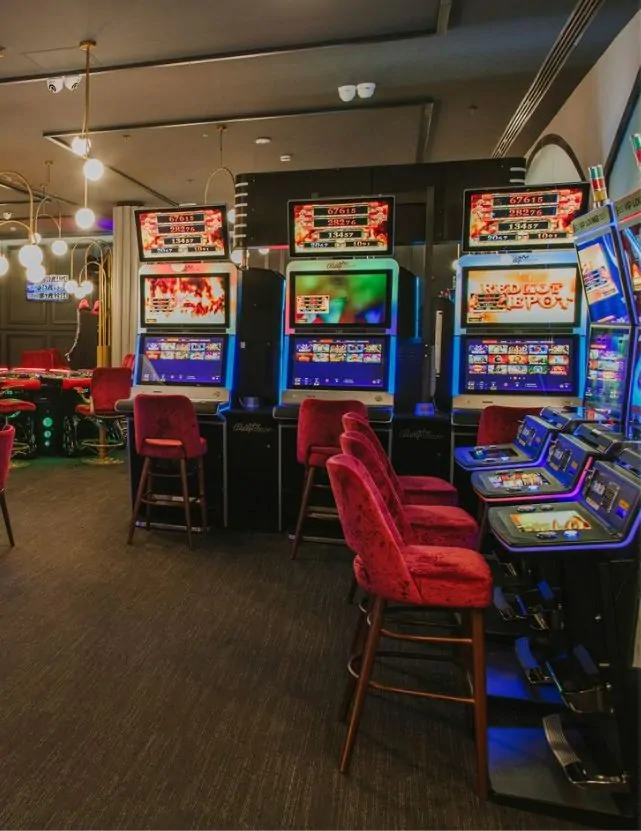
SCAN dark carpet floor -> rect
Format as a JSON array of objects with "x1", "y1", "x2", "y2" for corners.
[{"x1": 0, "y1": 459, "x2": 585, "y2": 830}]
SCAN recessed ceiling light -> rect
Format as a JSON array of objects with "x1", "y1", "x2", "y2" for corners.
[
  {"x1": 280, "y1": 154, "x2": 292, "y2": 162},
  {"x1": 202, "y1": 132, "x2": 209, "y2": 138},
  {"x1": 255, "y1": 137, "x2": 271, "y2": 145}
]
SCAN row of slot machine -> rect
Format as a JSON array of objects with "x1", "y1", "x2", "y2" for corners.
[
  {"x1": 128, "y1": 196, "x2": 421, "y2": 417},
  {"x1": 449, "y1": 179, "x2": 641, "y2": 822}
]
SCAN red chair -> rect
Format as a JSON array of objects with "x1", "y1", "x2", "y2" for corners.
[
  {"x1": 127, "y1": 394, "x2": 208, "y2": 550},
  {"x1": 19, "y1": 349, "x2": 53, "y2": 370},
  {"x1": 0, "y1": 377, "x2": 39, "y2": 466},
  {"x1": 292, "y1": 398, "x2": 368, "y2": 558},
  {"x1": 75, "y1": 367, "x2": 132, "y2": 464},
  {"x1": 0, "y1": 425, "x2": 15, "y2": 545},
  {"x1": 342, "y1": 411, "x2": 458, "y2": 506},
  {"x1": 121, "y1": 354, "x2": 135, "y2": 370},
  {"x1": 327, "y1": 453, "x2": 492, "y2": 798},
  {"x1": 340, "y1": 431, "x2": 478, "y2": 549},
  {"x1": 476, "y1": 405, "x2": 541, "y2": 446},
  {"x1": 47, "y1": 348, "x2": 68, "y2": 370}
]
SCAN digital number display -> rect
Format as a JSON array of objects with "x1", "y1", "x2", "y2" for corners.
[
  {"x1": 289, "y1": 197, "x2": 394, "y2": 257},
  {"x1": 25, "y1": 275, "x2": 70, "y2": 302},
  {"x1": 463, "y1": 185, "x2": 589, "y2": 252},
  {"x1": 135, "y1": 205, "x2": 229, "y2": 261}
]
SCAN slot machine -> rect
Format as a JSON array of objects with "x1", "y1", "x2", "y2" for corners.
[{"x1": 572, "y1": 200, "x2": 635, "y2": 430}]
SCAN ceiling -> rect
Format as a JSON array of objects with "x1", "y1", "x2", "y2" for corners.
[{"x1": 0, "y1": 0, "x2": 637, "y2": 239}]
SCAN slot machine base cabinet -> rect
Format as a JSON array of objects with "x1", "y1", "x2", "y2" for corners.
[{"x1": 125, "y1": 415, "x2": 226, "y2": 532}]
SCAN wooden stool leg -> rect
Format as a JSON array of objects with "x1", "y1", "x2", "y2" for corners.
[
  {"x1": 292, "y1": 466, "x2": 315, "y2": 559},
  {"x1": 145, "y1": 462, "x2": 153, "y2": 531},
  {"x1": 470, "y1": 608, "x2": 489, "y2": 800},
  {"x1": 197, "y1": 458, "x2": 208, "y2": 530},
  {"x1": 179, "y1": 457, "x2": 193, "y2": 549},
  {"x1": 340, "y1": 595, "x2": 385, "y2": 774},
  {"x1": 0, "y1": 489, "x2": 15, "y2": 547},
  {"x1": 339, "y1": 604, "x2": 370, "y2": 722},
  {"x1": 346, "y1": 574, "x2": 358, "y2": 604},
  {"x1": 127, "y1": 457, "x2": 150, "y2": 545}
]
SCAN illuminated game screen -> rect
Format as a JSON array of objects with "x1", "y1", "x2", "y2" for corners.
[
  {"x1": 510, "y1": 510, "x2": 591, "y2": 534},
  {"x1": 462, "y1": 336, "x2": 576, "y2": 395},
  {"x1": 576, "y1": 231, "x2": 630, "y2": 324},
  {"x1": 488, "y1": 471, "x2": 550, "y2": 490},
  {"x1": 138, "y1": 335, "x2": 226, "y2": 386},
  {"x1": 619, "y1": 220, "x2": 641, "y2": 324},
  {"x1": 627, "y1": 331, "x2": 641, "y2": 434},
  {"x1": 289, "y1": 336, "x2": 388, "y2": 390},
  {"x1": 289, "y1": 197, "x2": 394, "y2": 257},
  {"x1": 26, "y1": 275, "x2": 69, "y2": 302},
  {"x1": 290, "y1": 272, "x2": 390, "y2": 328},
  {"x1": 142, "y1": 275, "x2": 228, "y2": 327},
  {"x1": 584, "y1": 328, "x2": 630, "y2": 420},
  {"x1": 135, "y1": 205, "x2": 229, "y2": 261},
  {"x1": 463, "y1": 184, "x2": 589, "y2": 252},
  {"x1": 462, "y1": 265, "x2": 579, "y2": 327}
]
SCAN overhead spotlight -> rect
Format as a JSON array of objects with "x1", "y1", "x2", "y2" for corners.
[
  {"x1": 46, "y1": 77, "x2": 64, "y2": 94},
  {"x1": 2, "y1": 211, "x2": 12, "y2": 220},
  {"x1": 280, "y1": 154, "x2": 292, "y2": 163},
  {"x1": 75, "y1": 206, "x2": 95, "y2": 230},
  {"x1": 357, "y1": 82, "x2": 377, "y2": 99},
  {"x1": 51, "y1": 238, "x2": 68, "y2": 256},
  {"x1": 338, "y1": 84, "x2": 357, "y2": 103},
  {"x1": 258, "y1": 247, "x2": 270, "y2": 255},
  {"x1": 64, "y1": 74, "x2": 83, "y2": 91},
  {"x1": 71, "y1": 136, "x2": 91, "y2": 157},
  {"x1": 255, "y1": 137, "x2": 272, "y2": 145},
  {"x1": 83, "y1": 157, "x2": 105, "y2": 181}
]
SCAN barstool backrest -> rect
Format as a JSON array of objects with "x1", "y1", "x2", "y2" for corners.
[
  {"x1": 0, "y1": 425, "x2": 15, "y2": 490},
  {"x1": 476, "y1": 405, "x2": 541, "y2": 446},
  {"x1": 90, "y1": 367, "x2": 132, "y2": 413},
  {"x1": 342, "y1": 410, "x2": 401, "y2": 491},
  {"x1": 133, "y1": 394, "x2": 203, "y2": 458},
  {"x1": 297, "y1": 398, "x2": 368, "y2": 465}
]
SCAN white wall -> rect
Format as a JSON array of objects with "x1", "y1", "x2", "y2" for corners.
[{"x1": 527, "y1": 11, "x2": 641, "y2": 177}]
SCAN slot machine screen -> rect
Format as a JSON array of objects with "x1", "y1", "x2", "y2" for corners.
[
  {"x1": 289, "y1": 336, "x2": 388, "y2": 391},
  {"x1": 462, "y1": 265, "x2": 580, "y2": 328},
  {"x1": 627, "y1": 331, "x2": 641, "y2": 436},
  {"x1": 462, "y1": 184, "x2": 589, "y2": 252},
  {"x1": 488, "y1": 470, "x2": 550, "y2": 491},
  {"x1": 461, "y1": 336, "x2": 576, "y2": 395},
  {"x1": 289, "y1": 197, "x2": 394, "y2": 257},
  {"x1": 137, "y1": 334, "x2": 226, "y2": 387},
  {"x1": 619, "y1": 220, "x2": 641, "y2": 324},
  {"x1": 135, "y1": 205, "x2": 229, "y2": 261},
  {"x1": 584, "y1": 327, "x2": 630, "y2": 421},
  {"x1": 510, "y1": 510, "x2": 591, "y2": 533},
  {"x1": 290, "y1": 271, "x2": 391, "y2": 328},
  {"x1": 141, "y1": 274, "x2": 228, "y2": 328},
  {"x1": 576, "y1": 231, "x2": 630, "y2": 323}
]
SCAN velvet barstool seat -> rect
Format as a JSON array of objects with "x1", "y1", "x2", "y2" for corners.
[
  {"x1": 0, "y1": 425, "x2": 16, "y2": 545},
  {"x1": 127, "y1": 394, "x2": 207, "y2": 550},
  {"x1": 342, "y1": 411, "x2": 459, "y2": 506},
  {"x1": 327, "y1": 454, "x2": 493, "y2": 799},
  {"x1": 75, "y1": 367, "x2": 131, "y2": 464},
  {"x1": 0, "y1": 378, "x2": 39, "y2": 466},
  {"x1": 291, "y1": 397, "x2": 368, "y2": 559}
]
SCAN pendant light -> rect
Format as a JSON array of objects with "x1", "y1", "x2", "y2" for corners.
[{"x1": 75, "y1": 40, "x2": 101, "y2": 230}]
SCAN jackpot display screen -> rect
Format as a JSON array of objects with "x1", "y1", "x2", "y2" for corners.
[
  {"x1": 576, "y1": 231, "x2": 630, "y2": 324},
  {"x1": 289, "y1": 197, "x2": 394, "y2": 256},
  {"x1": 135, "y1": 206, "x2": 229, "y2": 261},
  {"x1": 462, "y1": 265, "x2": 579, "y2": 327},
  {"x1": 510, "y1": 510, "x2": 591, "y2": 534},
  {"x1": 462, "y1": 336, "x2": 575, "y2": 395},
  {"x1": 290, "y1": 271, "x2": 391, "y2": 328},
  {"x1": 289, "y1": 336, "x2": 388, "y2": 390},
  {"x1": 619, "y1": 220, "x2": 641, "y2": 323},
  {"x1": 141, "y1": 275, "x2": 228, "y2": 327},
  {"x1": 138, "y1": 335, "x2": 226, "y2": 386},
  {"x1": 584, "y1": 327, "x2": 630, "y2": 420},
  {"x1": 463, "y1": 185, "x2": 588, "y2": 252}
]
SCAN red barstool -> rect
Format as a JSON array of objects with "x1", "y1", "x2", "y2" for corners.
[
  {"x1": 327, "y1": 453, "x2": 492, "y2": 799},
  {"x1": 0, "y1": 377, "x2": 40, "y2": 466},
  {"x1": 127, "y1": 394, "x2": 208, "y2": 550},
  {"x1": 0, "y1": 424, "x2": 15, "y2": 545},
  {"x1": 342, "y1": 411, "x2": 459, "y2": 506},
  {"x1": 75, "y1": 367, "x2": 131, "y2": 464},
  {"x1": 292, "y1": 398, "x2": 368, "y2": 558}
]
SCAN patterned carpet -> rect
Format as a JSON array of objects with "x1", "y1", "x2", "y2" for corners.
[{"x1": 0, "y1": 460, "x2": 585, "y2": 830}]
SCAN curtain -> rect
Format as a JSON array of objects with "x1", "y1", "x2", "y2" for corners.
[{"x1": 111, "y1": 205, "x2": 139, "y2": 366}]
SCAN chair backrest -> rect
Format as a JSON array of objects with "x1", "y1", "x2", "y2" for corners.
[
  {"x1": 47, "y1": 348, "x2": 68, "y2": 369},
  {"x1": 342, "y1": 410, "x2": 402, "y2": 492},
  {"x1": 0, "y1": 425, "x2": 15, "y2": 491},
  {"x1": 339, "y1": 431, "x2": 413, "y2": 539},
  {"x1": 19, "y1": 349, "x2": 52, "y2": 370},
  {"x1": 121, "y1": 353, "x2": 135, "y2": 370},
  {"x1": 327, "y1": 453, "x2": 420, "y2": 604},
  {"x1": 296, "y1": 398, "x2": 368, "y2": 464},
  {"x1": 476, "y1": 405, "x2": 541, "y2": 446},
  {"x1": 133, "y1": 394, "x2": 203, "y2": 458},
  {"x1": 90, "y1": 367, "x2": 132, "y2": 413}
]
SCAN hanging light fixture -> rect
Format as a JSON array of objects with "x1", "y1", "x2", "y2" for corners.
[
  {"x1": 0, "y1": 170, "x2": 42, "y2": 273},
  {"x1": 0, "y1": 251, "x2": 9, "y2": 277},
  {"x1": 26, "y1": 263, "x2": 46, "y2": 283},
  {"x1": 203, "y1": 124, "x2": 238, "y2": 228},
  {"x1": 78, "y1": 40, "x2": 103, "y2": 182},
  {"x1": 35, "y1": 161, "x2": 69, "y2": 256}
]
